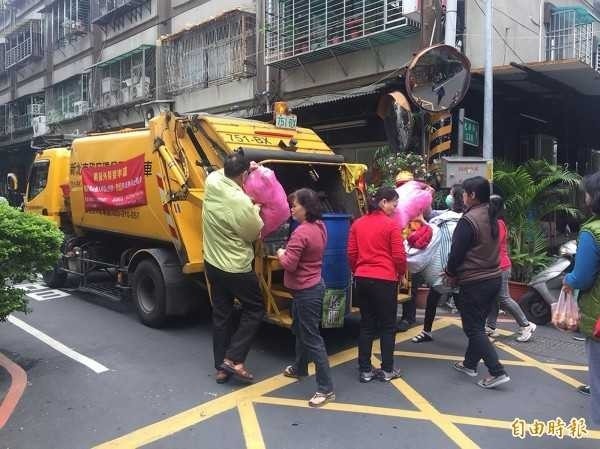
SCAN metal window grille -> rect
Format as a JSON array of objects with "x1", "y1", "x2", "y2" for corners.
[
  {"x1": 265, "y1": 0, "x2": 419, "y2": 67},
  {"x1": 47, "y1": 0, "x2": 90, "y2": 48},
  {"x1": 91, "y1": 46, "x2": 155, "y2": 110},
  {"x1": 547, "y1": 8, "x2": 596, "y2": 68},
  {"x1": 162, "y1": 11, "x2": 256, "y2": 94},
  {"x1": 46, "y1": 74, "x2": 90, "y2": 123},
  {"x1": 4, "y1": 19, "x2": 44, "y2": 69},
  {"x1": 9, "y1": 94, "x2": 45, "y2": 132}
]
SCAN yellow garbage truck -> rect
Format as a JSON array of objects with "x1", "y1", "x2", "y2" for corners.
[{"x1": 21, "y1": 112, "x2": 367, "y2": 327}]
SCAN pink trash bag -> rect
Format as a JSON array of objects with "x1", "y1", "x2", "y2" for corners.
[
  {"x1": 392, "y1": 181, "x2": 433, "y2": 229},
  {"x1": 551, "y1": 289, "x2": 580, "y2": 332},
  {"x1": 243, "y1": 165, "x2": 290, "y2": 239}
]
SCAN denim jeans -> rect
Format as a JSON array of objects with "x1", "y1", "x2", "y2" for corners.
[
  {"x1": 356, "y1": 277, "x2": 398, "y2": 373},
  {"x1": 487, "y1": 269, "x2": 529, "y2": 329},
  {"x1": 291, "y1": 280, "x2": 334, "y2": 393},
  {"x1": 456, "y1": 277, "x2": 506, "y2": 377}
]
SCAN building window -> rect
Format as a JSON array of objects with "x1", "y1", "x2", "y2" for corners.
[
  {"x1": 4, "y1": 19, "x2": 44, "y2": 69},
  {"x1": 47, "y1": 74, "x2": 90, "y2": 123},
  {"x1": 92, "y1": 0, "x2": 151, "y2": 29},
  {"x1": 46, "y1": 0, "x2": 90, "y2": 48},
  {"x1": 91, "y1": 46, "x2": 155, "y2": 110},
  {"x1": 162, "y1": 10, "x2": 256, "y2": 94}
]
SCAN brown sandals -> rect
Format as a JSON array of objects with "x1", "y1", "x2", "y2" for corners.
[{"x1": 220, "y1": 359, "x2": 254, "y2": 383}]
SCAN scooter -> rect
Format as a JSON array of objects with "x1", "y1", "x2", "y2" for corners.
[{"x1": 519, "y1": 240, "x2": 577, "y2": 325}]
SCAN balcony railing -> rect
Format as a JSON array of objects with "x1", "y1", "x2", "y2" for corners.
[
  {"x1": 265, "y1": 0, "x2": 421, "y2": 69},
  {"x1": 4, "y1": 20, "x2": 44, "y2": 69}
]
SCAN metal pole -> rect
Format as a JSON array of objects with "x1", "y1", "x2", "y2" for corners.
[
  {"x1": 444, "y1": 0, "x2": 457, "y2": 47},
  {"x1": 538, "y1": 0, "x2": 544, "y2": 61},
  {"x1": 483, "y1": 0, "x2": 493, "y2": 162},
  {"x1": 457, "y1": 108, "x2": 465, "y2": 156}
]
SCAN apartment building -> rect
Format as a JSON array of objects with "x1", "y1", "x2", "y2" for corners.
[{"x1": 0, "y1": 0, "x2": 259, "y2": 191}]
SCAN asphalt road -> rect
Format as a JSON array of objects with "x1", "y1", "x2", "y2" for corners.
[{"x1": 0, "y1": 283, "x2": 597, "y2": 449}]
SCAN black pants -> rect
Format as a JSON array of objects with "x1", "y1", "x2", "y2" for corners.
[
  {"x1": 205, "y1": 262, "x2": 265, "y2": 370},
  {"x1": 423, "y1": 288, "x2": 442, "y2": 333},
  {"x1": 291, "y1": 280, "x2": 333, "y2": 393},
  {"x1": 456, "y1": 277, "x2": 506, "y2": 377},
  {"x1": 356, "y1": 277, "x2": 398, "y2": 373},
  {"x1": 401, "y1": 272, "x2": 420, "y2": 323}
]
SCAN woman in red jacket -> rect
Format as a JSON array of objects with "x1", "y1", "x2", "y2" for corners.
[{"x1": 348, "y1": 187, "x2": 407, "y2": 382}]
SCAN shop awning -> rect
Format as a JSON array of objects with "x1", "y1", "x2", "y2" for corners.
[
  {"x1": 472, "y1": 59, "x2": 600, "y2": 97},
  {"x1": 285, "y1": 83, "x2": 388, "y2": 111},
  {"x1": 85, "y1": 45, "x2": 154, "y2": 70}
]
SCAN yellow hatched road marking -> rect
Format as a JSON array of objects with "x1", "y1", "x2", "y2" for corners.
[
  {"x1": 494, "y1": 341, "x2": 584, "y2": 388},
  {"x1": 254, "y1": 396, "x2": 425, "y2": 420},
  {"x1": 238, "y1": 401, "x2": 266, "y2": 449}
]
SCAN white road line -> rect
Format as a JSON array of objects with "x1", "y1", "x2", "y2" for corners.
[{"x1": 7, "y1": 315, "x2": 109, "y2": 374}]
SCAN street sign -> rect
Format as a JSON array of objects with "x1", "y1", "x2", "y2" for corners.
[{"x1": 464, "y1": 117, "x2": 479, "y2": 147}]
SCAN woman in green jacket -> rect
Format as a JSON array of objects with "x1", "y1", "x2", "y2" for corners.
[{"x1": 563, "y1": 172, "x2": 600, "y2": 427}]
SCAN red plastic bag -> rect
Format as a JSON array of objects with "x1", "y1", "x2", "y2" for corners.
[
  {"x1": 243, "y1": 165, "x2": 290, "y2": 239},
  {"x1": 407, "y1": 224, "x2": 433, "y2": 249},
  {"x1": 551, "y1": 290, "x2": 580, "y2": 331}
]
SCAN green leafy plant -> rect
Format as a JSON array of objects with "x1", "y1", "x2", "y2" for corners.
[
  {"x1": 368, "y1": 146, "x2": 429, "y2": 193},
  {"x1": 494, "y1": 160, "x2": 581, "y2": 282},
  {"x1": 0, "y1": 202, "x2": 63, "y2": 321}
]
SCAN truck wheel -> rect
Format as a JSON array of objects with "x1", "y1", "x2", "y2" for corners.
[
  {"x1": 43, "y1": 266, "x2": 67, "y2": 288},
  {"x1": 132, "y1": 260, "x2": 167, "y2": 328},
  {"x1": 519, "y1": 290, "x2": 551, "y2": 325}
]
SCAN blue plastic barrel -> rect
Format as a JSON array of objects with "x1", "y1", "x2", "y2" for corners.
[{"x1": 321, "y1": 213, "x2": 352, "y2": 289}]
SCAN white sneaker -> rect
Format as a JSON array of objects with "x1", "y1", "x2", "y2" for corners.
[
  {"x1": 516, "y1": 323, "x2": 537, "y2": 342},
  {"x1": 308, "y1": 391, "x2": 335, "y2": 407},
  {"x1": 485, "y1": 326, "x2": 500, "y2": 338}
]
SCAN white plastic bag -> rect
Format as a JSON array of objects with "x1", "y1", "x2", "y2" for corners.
[{"x1": 405, "y1": 223, "x2": 440, "y2": 274}]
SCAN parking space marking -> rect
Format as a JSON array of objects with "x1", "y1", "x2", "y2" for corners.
[
  {"x1": 7, "y1": 315, "x2": 109, "y2": 374},
  {"x1": 0, "y1": 352, "x2": 27, "y2": 429},
  {"x1": 238, "y1": 401, "x2": 266, "y2": 449},
  {"x1": 95, "y1": 318, "x2": 599, "y2": 449}
]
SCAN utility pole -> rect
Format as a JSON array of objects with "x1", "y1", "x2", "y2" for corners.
[
  {"x1": 483, "y1": 0, "x2": 493, "y2": 162},
  {"x1": 444, "y1": 0, "x2": 458, "y2": 47}
]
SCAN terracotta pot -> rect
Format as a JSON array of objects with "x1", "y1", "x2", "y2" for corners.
[
  {"x1": 415, "y1": 287, "x2": 429, "y2": 309},
  {"x1": 509, "y1": 281, "x2": 529, "y2": 302}
]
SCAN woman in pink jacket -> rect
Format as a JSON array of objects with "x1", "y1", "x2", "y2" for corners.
[{"x1": 277, "y1": 188, "x2": 333, "y2": 408}]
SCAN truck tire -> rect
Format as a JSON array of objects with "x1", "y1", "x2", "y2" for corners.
[
  {"x1": 132, "y1": 259, "x2": 167, "y2": 328},
  {"x1": 43, "y1": 266, "x2": 68, "y2": 288},
  {"x1": 519, "y1": 290, "x2": 551, "y2": 325}
]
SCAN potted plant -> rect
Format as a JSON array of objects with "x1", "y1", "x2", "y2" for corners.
[{"x1": 494, "y1": 160, "x2": 581, "y2": 300}]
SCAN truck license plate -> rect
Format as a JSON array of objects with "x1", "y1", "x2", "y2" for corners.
[{"x1": 275, "y1": 114, "x2": 297, "y2": 129}]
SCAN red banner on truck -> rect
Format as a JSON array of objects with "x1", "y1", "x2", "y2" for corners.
[{"x1": 82, "y1": 154, "x2": 147, "y2": 211}]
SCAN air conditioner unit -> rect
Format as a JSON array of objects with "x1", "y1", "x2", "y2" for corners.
[
  {"x1": 121, "y1": 86, "x2": 130, "y2": 103},
  {"x1": 102, "y1": 92, "x2": 117, "y2": 108},
  {"x1": 32, "y1": 115, "x2": 48, "y2": 137},
  {"x1": 73, "y1": 100, "x2": 89, "y2": 116},
  {"x1": 131, "y1": 82, "x2": 149, "y2": 99},
  {"x1": 101, "y1": 77, "x2": 120, "y2": 94},
  {"x1": 70, "y1": 20, "x2": 86, "y2": 33},
  {"x1": 28, "y1": 103, "x2": 44, "y2": 115}
]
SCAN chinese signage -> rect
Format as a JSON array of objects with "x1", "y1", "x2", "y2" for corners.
[
  {"x1": 464, "y1": 117, "x2": 479, "y2": 147},
  {"x1": 82, "y1": 154, "x2": 147, "y2": 211}
]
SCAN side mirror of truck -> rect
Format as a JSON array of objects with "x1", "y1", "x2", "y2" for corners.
[{"x1": 6, "y1": 173, "x2": 18, "y2": 192}]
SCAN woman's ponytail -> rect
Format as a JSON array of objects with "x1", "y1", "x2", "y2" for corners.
[{"x1": 488, "y1": 194, "x2": 504, "y2": 240}]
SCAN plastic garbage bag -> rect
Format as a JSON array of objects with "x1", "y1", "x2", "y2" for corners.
[
  {"x1": 244, "y1": 165, "x2": 290, "y2": 239},
  {"x1": 405, "y1": 223, "x2": 440, "y2": 274},
  {"x1": 392, "y1": 181, "x2": 433, "y2": 229}
]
